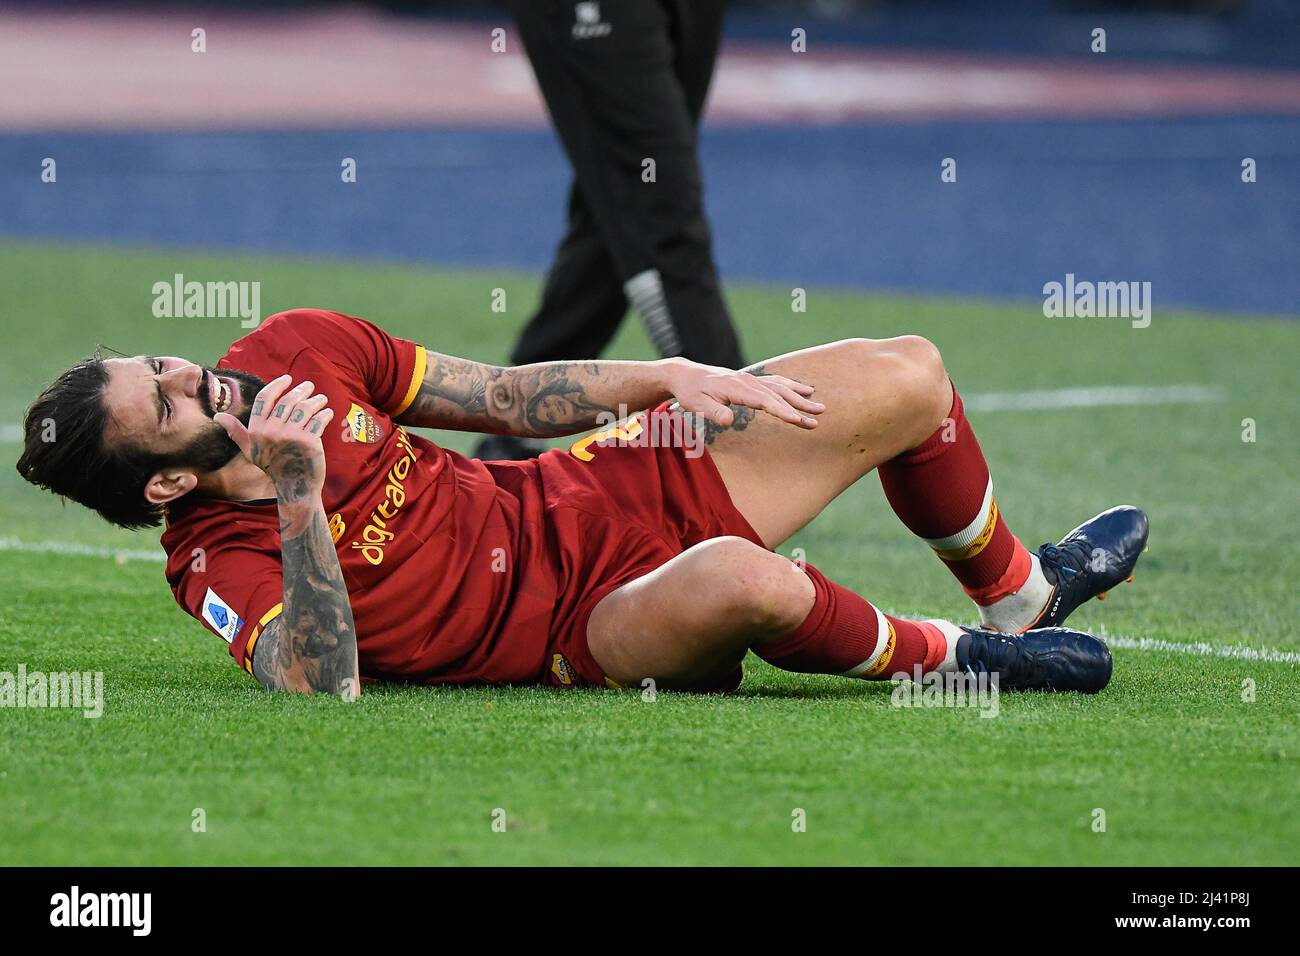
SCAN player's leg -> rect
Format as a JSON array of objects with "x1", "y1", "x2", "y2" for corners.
[
  {"x1": 586, "y1": 536, "x2": 1113, "y2": 693},
  {"x1": 703, "y1": 336, "x2": 954, "y2": 547},
  {"x1": 507, "y1": 183, "x2": 628, "y2": 367},
  {"x1": 477, "y1": 185, "x2": 628, "y2": 461},
  {"x1": 586, "y1": 536, "x2": 955, "y2": 690},
  {"x1": 705, "y1": 337, "x2": 1146, "y2": 634},
  {"x1": 650, "y1": 0, "x2": 742, "y2": 367},
  {"x1": 672, "y1": 0, "x2": 727, "y2": 126},
  {"x1": 507, "y1": 0, "x2": 744, "y2": 367}
]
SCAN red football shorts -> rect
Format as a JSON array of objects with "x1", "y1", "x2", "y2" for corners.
[{"x1": 486, "y1": 402, "x2": 765, "y2": 692}]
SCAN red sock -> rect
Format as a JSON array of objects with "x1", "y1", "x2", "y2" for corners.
[
  {"x1": 878, "y1": 387, "x2": 1031, "y2": 605},
  {"x1": 756, "y1": 564, "x2": 948, "y2": 680}
]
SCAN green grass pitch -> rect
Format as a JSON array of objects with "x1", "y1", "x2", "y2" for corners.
[{"x1": 1, "y1": 240, "x2": 1297, "y2": 865}]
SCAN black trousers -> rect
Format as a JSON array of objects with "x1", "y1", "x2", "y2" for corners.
[{"x1": 505, "y1": 0, "x2": 744, "y2": 369}]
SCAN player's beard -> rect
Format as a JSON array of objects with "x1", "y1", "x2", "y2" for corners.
[{"x1": 161, "y1": 367, "x2": 267, "y2": 474}]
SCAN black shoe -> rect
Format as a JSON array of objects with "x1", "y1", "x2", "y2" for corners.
[
  {"x1": 1033, "y1": 506, "x2": 1149, "y2": 628},
  {"x1": 472, "y1": 434, "x2": 548, "y2": 462},
  {"x1": 957, "y1": 626, "x2": 1113, "y2": 693}
]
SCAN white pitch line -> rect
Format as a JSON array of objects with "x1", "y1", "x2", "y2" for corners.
[
  {"x1": 963, "y1": 384, "x2": 1225, "y2": 413},
  {"x1": 1, "y1": 537, "x2": 1296, "y2": 664},
  {"x1": 0, "y1": 384, "x2": 1226, "y2": 445},
  {"x1": 0, "y1": 536, "x2": 164, "y2": 563},
  {"x1": 1103, "y1": 634, "x2": 1300, "y2": 666}
]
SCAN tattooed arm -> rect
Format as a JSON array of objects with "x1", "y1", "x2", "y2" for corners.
[
  {"x1": 397, "y1": 354, "x2": 668, "y2": 437},
  {"x1": 216, "y1": 375, "x2": 359, "y2": 697},
  {"x1": 249, "y1": 502, "x2": 358, "y2": 695},
  {"x1": 396, "y1": 353, "x2": 825, "y2": 437}
]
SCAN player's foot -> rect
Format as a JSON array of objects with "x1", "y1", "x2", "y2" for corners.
[
  {"x1": 957, "y1": 626, "x2": 1113, "y2": 693},
  {"x1": 1031, "y1": 505, "x2": 1149, "y2": 628},
  {"x1": 472, "y1": 434, "x2": 547, "y2": 461}
]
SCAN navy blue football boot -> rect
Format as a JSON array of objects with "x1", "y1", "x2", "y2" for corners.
[
  {"x1": 957, "y1": 626, "x2": 1113, "y2": 693},
  {"x1": 1031, "y1": 506, "x2": 1149, "y2": 629}
]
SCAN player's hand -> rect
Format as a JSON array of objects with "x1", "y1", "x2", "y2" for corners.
[
  {"x1": 214, "y1": 375, "x2": 335, "y2": 502},
  {"x1": 662, "y1": 359, "x2": 825, "y2": 430}
]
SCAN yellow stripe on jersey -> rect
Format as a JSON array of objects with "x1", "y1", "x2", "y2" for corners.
[
  {"x1": 241, "y1": 602, "x2": 285, "y2": 674},
  {"x1": 392, "y1": 345, "x2": 428, "y2": 417}
]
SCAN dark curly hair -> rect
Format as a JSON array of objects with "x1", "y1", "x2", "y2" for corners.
[{"x1": 16, "y1": 355, "x2": 172, "y2": 529}]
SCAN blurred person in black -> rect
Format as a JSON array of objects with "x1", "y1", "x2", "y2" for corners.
[{"x1": 478, "y1": 0, "x2": 745, "y2": 460}]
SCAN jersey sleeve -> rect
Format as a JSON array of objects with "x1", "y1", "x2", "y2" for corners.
[
  {"x1": 256, "y1": 309, "x2": 427, "y2": 417},
  {"x1": 170, "y1": 533, "x2": 284, "y2": 678}
]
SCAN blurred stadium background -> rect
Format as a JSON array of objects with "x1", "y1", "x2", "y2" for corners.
[
  {"x1": 1, "y1": 1, "x2": 1297, "y2": 866},
  {"x1": 2, "y1": 0, "x2": 1299, "y2": 312}
]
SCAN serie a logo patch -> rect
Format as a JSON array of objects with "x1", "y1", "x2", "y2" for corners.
[
  {"x1": 201, "y1": 588, "x2": 244, "y2": 644},
  {"x1": 344, "y1": 403, "x2": 383, "y2": 444}
]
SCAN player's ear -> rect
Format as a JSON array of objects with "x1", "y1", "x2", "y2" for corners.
[{"x1": 143, "y1": 468, "x2": 198, "y2": 506}]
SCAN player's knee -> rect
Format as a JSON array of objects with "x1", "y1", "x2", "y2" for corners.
[
  {"x1": 687, "y1": 537, "x2": 813, "y2": 633},
  {"x1": 894, "y1": 334, "x2": 946, "y2": 379},
  {"x1": 872, "y1": 335, "x2": 950, "y2": 435}
]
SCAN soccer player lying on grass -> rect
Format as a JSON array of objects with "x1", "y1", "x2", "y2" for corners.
[{"x1": 17, "y1": 309, "x2": 1147, "y2": 697}]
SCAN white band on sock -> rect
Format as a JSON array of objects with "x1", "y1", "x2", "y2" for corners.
[
  {"x1": 840, "y1": 604, "x2": 893, "y2": 678},
  {"x1": 923, "y1": 478, "x2": 994, "y2": 554}
]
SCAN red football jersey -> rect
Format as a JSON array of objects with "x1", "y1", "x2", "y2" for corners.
[{"x1": 162, "y1": 309, "x2": 560, "y2": 684}]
